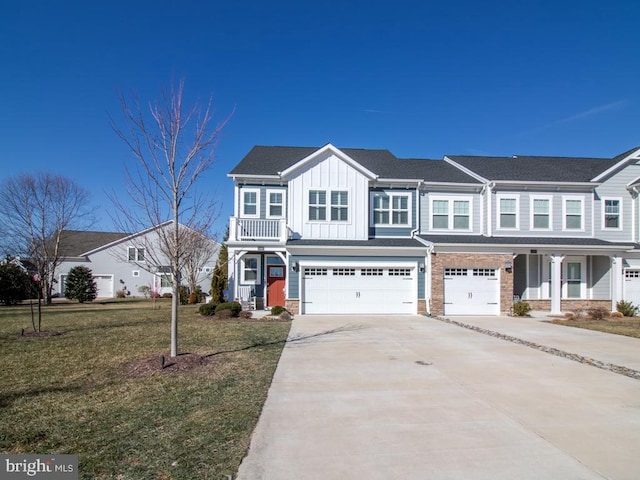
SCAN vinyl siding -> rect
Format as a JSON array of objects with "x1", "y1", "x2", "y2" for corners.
[
  {"x1": 594, "y1": 162, "x2": 640, "y2": 242},
  {"x1": 420, "y1": 189, "x2": 481, "y2": 234},
  {"x1": 591, "y1": 255, "x2": 611, "y2": 299},
  {"x1": 369, "y1": 188, "x2": 416, "y2": 237},
  {"x1": 238, "y1": 184, "x2": 288, "y2": 220}
]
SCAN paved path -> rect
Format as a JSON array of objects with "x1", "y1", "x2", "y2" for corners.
[{"x1": 236, "y1": 315, "x2": 640, "y2": 479}]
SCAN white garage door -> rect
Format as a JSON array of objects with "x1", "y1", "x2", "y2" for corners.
[
  {"x1": 444, "y1": 268, "x2": 500, "y2": 315},
  {"x1": 94, "y1": 275, "x2": 114, "y2": 298},
  {"x1": 623, "y1": 270, "x2": 640, "y2": 306},
  {"x1": 302, "y1": 266, "x2": 415, "y2": 314}
]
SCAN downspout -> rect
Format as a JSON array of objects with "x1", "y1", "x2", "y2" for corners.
[
  {"x1": 628, "y1": 186, "x2": 639, "y2": 243},
  {"x1": 479, "y1": 184, "x2": 487, "y2": 236}
]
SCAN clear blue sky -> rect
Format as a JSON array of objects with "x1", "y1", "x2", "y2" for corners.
[{"x1": 1, "y1": 0, "x2": 639, "y2": 236}]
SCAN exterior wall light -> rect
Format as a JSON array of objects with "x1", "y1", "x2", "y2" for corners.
[
  {"x1": 291, "y1": 261, "x2": 299, "y2": 272},
  {"x1": 419, "y1": 262, "x2": 425, "y2": 273},
  {"x1": 505, "y1": 260, "x2": 513, "y2": 273}
]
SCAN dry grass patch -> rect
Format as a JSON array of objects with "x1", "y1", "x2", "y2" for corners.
[
  {"x1": 0, "y1": 300, "x2": 290, "y2": 479},
  {"x1": 550, "y1": 316, "x2": 640, "y2": 339}
]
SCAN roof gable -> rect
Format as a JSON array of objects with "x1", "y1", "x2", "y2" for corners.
[
  {"x1": 591, "y1": 146, "x2": 640, "y2": 182},
  {"x1": 58, "y1": 230, "x2": 130, "y2": 257},
  {"x1": 280, "y1": 143, "x2": 378, "y2": 180}
]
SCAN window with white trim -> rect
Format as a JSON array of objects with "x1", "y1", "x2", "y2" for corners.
[
  {"x1": 566, "y1": 262, "x2": 582, "y2": 298},
  {"x1": 431, "y1": 197, "x2": 472, "y2": 230},
  {"x1": 603, "y1": 198, "x2": 621, "y2": 229},
  {"x1": 498, "y1": 196, "x2": 518, "y2": 229},
  {"x1": 242, "y1": 189, "x2": 260, "y2": 218},
  {"x1": 330, "y1": 191, "x2": 349, "y2": 221},
  {"x1": 127, "y1": 247, "x2": 145, "y2": 262},
  {"x1": 531, "y1": 197, "x2": 551, "y2": 230},
  {"x1": 267, "y1": 190, "x2": 285, "y2": 218},
  {"x1": 563, "y1": 197, "x2": 584, "y2": 230},
  {"x1": 308, "y1": 190, "x2": 326, "y2": 221},
  {"x1": 241, "y1": 255, "x2": 260, "y2": 284},
  {"x1": 372, "y1": 192, "x2": 410, "y2": 226}
]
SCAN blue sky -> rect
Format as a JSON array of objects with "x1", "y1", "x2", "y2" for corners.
[{"x1": 1, "y1": 0, "x2": 639, "y2": 236}]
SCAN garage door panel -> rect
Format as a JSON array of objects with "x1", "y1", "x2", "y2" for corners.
[
  {"x1": 302, "y1": 266, "x2": 415, "y2": 314},
  {"x1": 444, "y1": 268, "x2": 499, "y2": 316},
  {"x1": 624, "y1": 270, "x2": 640, "y2": 306}
]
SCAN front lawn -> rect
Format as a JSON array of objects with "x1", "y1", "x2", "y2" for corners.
[
  {"x1": 550, "y1": 317, "x2": 640, "y2": 339},
  {"x1": 0, "y1": 300, "x2": 290, "y2": 479}
]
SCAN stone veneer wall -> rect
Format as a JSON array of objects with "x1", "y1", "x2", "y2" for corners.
[
  {"x1": 431, "y1": 252, "x2": 514, "y2": 316},
  {"x1": 526, "y1": 299, "x2": 612, "y2": 313}
]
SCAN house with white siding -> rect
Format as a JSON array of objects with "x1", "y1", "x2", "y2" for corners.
[{"x1": 226, "y1": 143, "x2": 640, "y2": 316}]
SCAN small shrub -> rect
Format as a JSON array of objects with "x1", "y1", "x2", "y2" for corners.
[
  {"x1": 215, "y1": 301, "x2": 242, "y2": 317},
  {"x1": 511, "y1": 301, "x2": 531, "y2": 317},
  {"x1": 162, "y1": 292, "x2": 173, "y2": 299},
  {"x1": 611, "y1": 311, "x2": 624, "y2": 318},
  {"x1": 150, "y1": 291, "x2": 161, "y2": 299},
  {"x1": 64, "y1": 266, "x2": 97, "y2": 303},
  {"x1": 239, "y1": 310, "x2": 253, "y2": 319},
  {"x1": 198, "y1": 303, "x2": 217, "y2": 316},
  {"x1": 564, "y1": 313, "x2": 575, "y2": 320},
  {"x1": 270, "y1": 305, "x2": 288, "y2": 316},
  {"x1": 178, "y1": 286, "x2": 189, "y2": 305},
  {"x1": 616, "y1": 300, "x2": 639, "y2": 317},
  {"x1": 572, "y1": 308, "x2": 585, "y2": 320},
  {"x1": 587, "y1": 306, "x2": 609, "y2": 321},
  {"x1": 188, "y1": 292, "x2": 199, "y2": 304},
  {"x1": 116, "y1": 290, "x2": 127, "y2": 299},
  {"x1": 215, "y1": 309, "x2": 233, "y2": 319}
]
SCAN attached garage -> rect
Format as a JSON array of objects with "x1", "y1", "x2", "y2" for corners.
[
  {"x1": 301, "y1": 264, "x2": 416, "y2": 314},
  {"x1": 623, "y1": 269, "x2": 640, "y2": 306},
  {"x1": 94, "y1": 275, "x2": 114, "y2": 298},
  {"x1": 443, "y1": 267, "x2": 500, "y2": 315}
]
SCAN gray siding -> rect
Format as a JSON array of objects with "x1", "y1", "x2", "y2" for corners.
[
  {"x1": 419, "y1": 188, "x2": 481, "y2": 234},
  {"x1": 369, "y1": 188, "x2": 416, "y2": 238},
  {"x1": 591, "y1": 255, "x2": 611, "y2": 299},
  {"x1": 238, "y1": 184, "x2": 288, "y2": 220},
  {"x1": 593, "y1": 162, "x2": 640, "y2": 242}
]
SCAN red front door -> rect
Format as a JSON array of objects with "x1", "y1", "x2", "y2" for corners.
[{"x1": 267, "y1": 265, "x2": 286, "y2": 307}]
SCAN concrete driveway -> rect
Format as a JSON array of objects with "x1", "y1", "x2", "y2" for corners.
[{"x1": 237, "y1": 315, "x2": 640, "y2": 480}]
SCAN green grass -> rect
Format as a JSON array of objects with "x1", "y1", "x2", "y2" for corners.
[
  {"x1": 0, "y1": 300, "x2": 290, "y2": 479},
  {"x1": 550, "y1": 317, "x2": 640, "y2": 338}
]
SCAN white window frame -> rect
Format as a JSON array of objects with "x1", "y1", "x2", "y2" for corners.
[
  {"x1": 496, "y1": 194, "x2": 519, "y2": 230},
  {"x1": 562, "y1": 196, "x2": 585, "y2": 231},
  {"x1": 330, "y1": 190, "x2": 349, "y2": 222},
  {"x1": 127, "y1": 246, "x2": 145, "y2": 262},
  {"x1": 371, "y1": 191, "x2": 411, "y2": 227},
  {"x1": 530, "y1": 195, "x2": 553, "y2": 231},
  {"x1": 602, "y1": 197, "x2": 622, "y2": 230},
  {"x1": 307, "y1": 189, "x2": 327, "y2": 222},
  {"x1": 241, "y1": 255, "x2": 261, "y2": 284},
  {"x1": 429, "y1": 196, "x2": 473, "y2": 231},
  {"x1": 241, "y1": 188, "x2": 260, "y2": 218},
  {"x1": 266, "y1": 189, "x2": 286, "y2": 219}
]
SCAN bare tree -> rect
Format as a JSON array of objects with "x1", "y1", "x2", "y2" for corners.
[
  {"x1": 110, "y1": 79, "x2": 231, "y2": 357},
  {"x1": 0, "y1": 173, "x2": 94, "y2": 329},
  {"x1": 181, "y1": 228, "x2": 219, "y2": 295}
]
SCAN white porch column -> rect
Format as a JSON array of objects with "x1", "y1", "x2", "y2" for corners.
[
  {"x1": 611, "y1": 256, "x2": 624, "y2": 311},
  {"x1": 550, "y1": 254, "x2": 564, "y2": 314}
]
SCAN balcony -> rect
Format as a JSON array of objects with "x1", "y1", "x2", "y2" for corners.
[{"x1": 229, "y1": 217, "x2": 288, "y2": 243}]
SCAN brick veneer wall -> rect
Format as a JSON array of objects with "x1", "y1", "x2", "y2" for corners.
[
  {"x1": 431, "y1": 252, "x2": 514, "y2": 316},
  {"x1": 285, "y1": 299, "x2": 300, "y2": 315},
  {"x1": 526, "y1": 299, "x2": 612, "y2": 313}
]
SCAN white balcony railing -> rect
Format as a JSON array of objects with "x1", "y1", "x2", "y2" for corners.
[{"x1": 229, "y1": 217, "x2": 288, "y2": 242}]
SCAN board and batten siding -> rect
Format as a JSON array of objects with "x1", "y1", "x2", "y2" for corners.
[{"x1": 287, "y1": 153, "x2": 370, "y2": 240}]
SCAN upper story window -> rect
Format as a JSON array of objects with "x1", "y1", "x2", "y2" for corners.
[
  {"x1": 242, "y1": 189, "x2": 260, "y2": 218},
  {"x1": 531, "y1": 197, "x2": 551, "y2": 230},
  {"x1": 372, "y1": 193, "x2": 410, "y2": 226},
  {"x1": 267, "y1": 190, "x2": 285, "y2": 218},
  {"x1": 498, "y1": 196, "x2": 518, "y2": 229},
  {"x1": 308, "y1": 190, "x2": 349, "y2": 222},
  {"x1": 128, "y1": 247, "x2": 145, "y2": 262},
  {"x1": 331, "y1": 191, "x2": 349, "y2": 221},
  {"x1": 563, "y1": 197, "x2": 584, "y2": 230},
  {"x1": 603, "y1": 198, "x2": 622, "y2": 229},
  {"x1": 430, "y1": 197, "x2": 471, "y2": 230},
  {"x1": 309, "y1": 190, "x2": 326, "y2": 220}
]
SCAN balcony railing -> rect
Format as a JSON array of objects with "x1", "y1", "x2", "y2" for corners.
[{"x1": 229, "y1": 217, "x2": 288, "y2": 242}]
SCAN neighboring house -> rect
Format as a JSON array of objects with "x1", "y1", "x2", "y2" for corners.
[
  {"x1": 54, "y1": 223, "x2": 219, "y2": 299},
  {"x1": 226, "y1": 143, "x2": 640, "y2": 316}
]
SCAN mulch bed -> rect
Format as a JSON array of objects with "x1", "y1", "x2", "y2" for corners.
[
  {"x1": 16, "y1": 330, "x2": 65, "y2": 338},
  {"x1": 125, "y1": 353, "x2": 217, "y2": 377}
]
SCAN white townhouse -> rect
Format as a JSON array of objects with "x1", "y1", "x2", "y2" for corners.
[{"x1": 226, "y1": 143, "x2": 640, "y2": 316}]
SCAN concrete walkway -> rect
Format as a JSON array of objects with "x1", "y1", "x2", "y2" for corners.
[{"x1": 236, "y1": 315, "x2": 640, "y2": 479}]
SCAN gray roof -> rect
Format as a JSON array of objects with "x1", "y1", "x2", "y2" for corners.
[
  {"x1": 419, "y1": 234, "x2": 636, "y2": 247},
  {"x1": 58, "y1": 230, "x2": 129, "y2": 257},
  {"x1": 230, "y1": 145, "x2": 480, "y2": 183},
  {"x1": 445, "y1": 155, "x2": 617, "y2": 183},
  {"x1": 287, "y1": 238, "x2": 426, "y2": 248}
]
